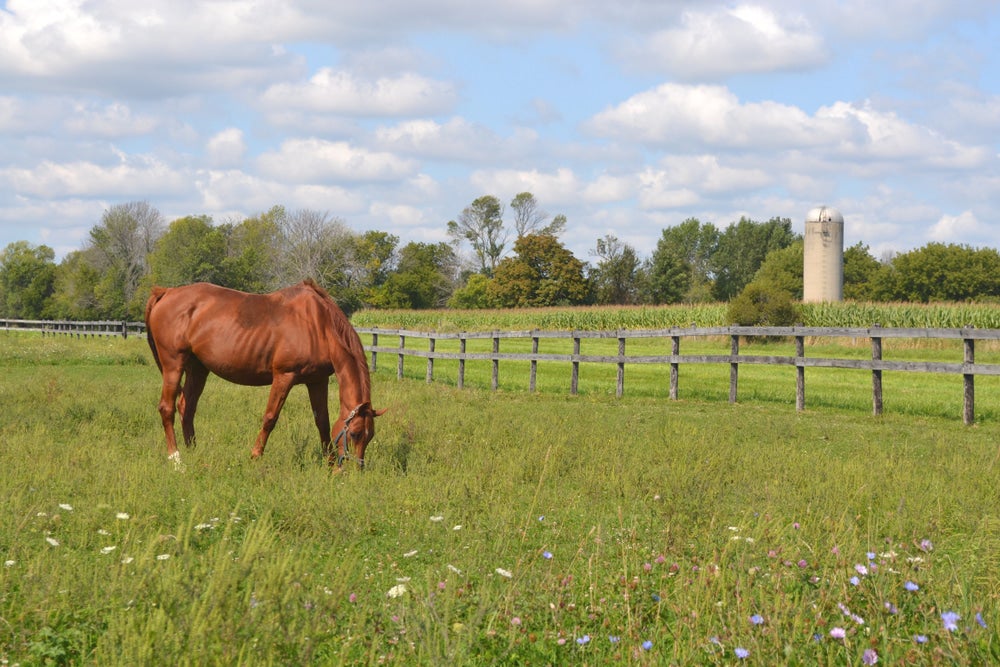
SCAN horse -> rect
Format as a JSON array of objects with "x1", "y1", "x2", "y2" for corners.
[{"x1": 144, "y1": 279, "x2": 384, "y2": 469}]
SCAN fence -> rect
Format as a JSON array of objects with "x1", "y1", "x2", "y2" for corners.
[
  {"x1": 356, "y1": 325, "x2": 1000, "y2": 426},
  {"x1": 0, "y1": 318, "x2": 145, "y2": 338}
]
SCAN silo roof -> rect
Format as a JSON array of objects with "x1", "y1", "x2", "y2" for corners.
[{"x1": 806, "y1": 206, "x2": 844, "y2": 224}]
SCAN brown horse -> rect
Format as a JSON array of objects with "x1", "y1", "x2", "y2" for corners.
[{"x1": 144, "y1": 279, "x2": 384, "y2": 469}]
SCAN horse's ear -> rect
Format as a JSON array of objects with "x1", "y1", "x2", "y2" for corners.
[{"x1": 374, "y1": 407, "x2": 388, "y2": 418}]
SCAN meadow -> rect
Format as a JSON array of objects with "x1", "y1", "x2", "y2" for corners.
[{"x1": 2, "y1": 331, "x2": 1000, "y2": 665}]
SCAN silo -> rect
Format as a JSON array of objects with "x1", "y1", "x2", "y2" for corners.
[{"x1": 802, "y1": 206, "x2": 844, "y2": 303}]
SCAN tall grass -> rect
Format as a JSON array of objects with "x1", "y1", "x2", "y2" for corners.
[
  {"x1": 2, "y1": 333, "x2": 999, "y2": 664},
  {"x1": 352, "y1": 301, "x2": 1000, "y2": 332}
]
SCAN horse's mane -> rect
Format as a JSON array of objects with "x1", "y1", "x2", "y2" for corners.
[{"x1": 301, "y1": 279, "x2": 371, "y2": 393}]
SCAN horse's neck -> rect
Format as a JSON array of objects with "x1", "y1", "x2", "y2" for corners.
[{"x1": 331, "y1": 345, "x2": 370, "y2": 411}]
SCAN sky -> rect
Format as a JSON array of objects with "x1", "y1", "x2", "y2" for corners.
[{"x1": 0, "y1": 0, "x2": 998, "y2": 266}]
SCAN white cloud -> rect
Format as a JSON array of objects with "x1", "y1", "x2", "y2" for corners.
[
  {"x1": 260, "y1": 68, "x2": 457, "y2": 117},
  {"x1": 470, "y1": 167, "x2": 580, "y2": 205},
  {"x1": 206, "y1": 128, "x2": 247, "y2": 168},
  {"x1": 927, "y1": 211, "x2": 989, "y2": 243},
  {"x1": 627, "y1": 4, "x2": 826, "y2": 78},
  {"x1": 64, "y1": 102, "x2": 159, "y2": 138},
  {"x1": 1, "y1": 154, "x2": 188, "y2": 198},
  {"x1": 256, "y1": 138, "x2": 419, "y2": 183},
  {"x1": 195, "y1": 168, "x2": 365, "y2": 214}
]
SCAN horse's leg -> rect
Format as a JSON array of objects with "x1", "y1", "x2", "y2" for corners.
[
  {"x1": 180, "y1": 360, "x2": 208, "y2": 447},
  {"x1": 306, "y1": 380, "x2": 332, "y2": 460},
  {"x1": 250, "y1": 373, "x2": 295, "y2": 459},
  {"x1": 157, "y1": 365, "x2": 184, "y2": 460}
]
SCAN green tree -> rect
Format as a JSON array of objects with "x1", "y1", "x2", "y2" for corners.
[
  {"x1": 447, "y1": 195, "x2": 507, "y2": 276},
  {"x1": 220, "y1": 206, "x2": 285, "y2": 292},
  {"x1": 148, "y1": 215, "x2": 226, "y2": 287},
  {"x1": 869, "y1": 243, "x2": 1000, "y2": 302},
  {"x1": 727, "y1": 282, "x2": 801, "y2": 328},
  {"x1": 49, "y1": 249, "x2": 103, "y2": 319},
  {"x1": 589, "y1": 234, "x2": 642, "y2": 305},
  {"x1": 0, "y1": 241, "x2": 56, "y2": 318},
  {"x1": 487, "y1": 233, "x2": 589, "y2": 307},
  {"x1": 712, "y1": 217, "x2": 797, "y2": 301},
  {"x1": 842, "y1": 242, "x2": 881, "y2": 301},
  {"x1": 510, "y1": 192, "x2": 566, "y2": 238},
  {"x1": 750, "y1": 240, "x2": 804, "y2": 299},
  {"x1": 647, "y1": 218, "x2": 719, "y2": 304},
  {"x1": 88, "y1": 201, "x2": 164, "y2": 318},
  {"x1": 448, "y1": 273, "x2": 493, "y2": 309},
  {"x1": 368, "y1": 242, "x2": 458, "y2": 309}
]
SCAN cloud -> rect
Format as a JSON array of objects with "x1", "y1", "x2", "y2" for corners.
[
  {"x1": 195, "y1": 168, "x2": 366, "y2": 214},
  {"x1": 64, "y1": 102, "x2": 160, "y2": 138},
  {"x1": 470, "y1": 167, "x2": 580, "y2": 205},
  {"x1": 927, "y1": 211, "x2": 990, "y2": 243},
  {"x1": 375, "y1": 117, "x2": 538, "y2": 162},
  {"x1": 624, "y1": 4, "x2": 827, "y2": 78},
  {"x1": 256, "y1": 138, "x2": 419, "y2": 183},
  {"x1": 260, "y1": 68, "x2": 457, "y2": 118},
  {"x1": 206, "y1": 128, "x2": 247, "y2": 168},
  {"x1": 1, "y1": 153, "x2": 189, "y2": 198}
]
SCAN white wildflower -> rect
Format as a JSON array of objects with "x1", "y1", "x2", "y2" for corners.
[
  {"x1": 121, "y1": 556, "x2": 134, "y2": 564},
  {"x1": 59, "y1": 504, "x2": 73, "y2": 511},
  {"x1": 4, "y1": 560, "x2": 14, "y2": 567},
  {"x1": 116, "y1": 512, "x2": 130, "y2": 520},
  {"x1": 45, "y1": 537, "x2": 60, "y2": 547},
  {"x1": 429, "y1": 515, "x2": 444, "y2": 522},
  {"x1": 386, "y1": 584, "x2": 407, "y2": 598},
  {"x1": 403, "y1": 550, "x2": 418, "y2": 558},
  {"x1": 97, "y1": 529, "x2": 111, "y2": 536},
  {"x1": 453, "y1": 525, "x2": 462, "y2": 531},
  {"x1": 100, "y1": 546, "x2": 117, "y2": 555},
  {"x1": 495, "y1": 568, "x2": 513, "y2": 578},
  {"x1": 447, "y1": 564, "x2": 462, "y2": 574},
  {"x1": 156, "y1": 553, "x2": 171, "y2": 561}
]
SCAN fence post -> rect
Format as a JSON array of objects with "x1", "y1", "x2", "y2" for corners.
[
  {"x1": 491, "y1": 331, "x2": 500, "y2": 391},
  {"x1": 795, "y1": 334, "x2": 805, "y2": 412},
  {"x1": 121, "y1": 320, "x2": 128, "y2": 338},
  {"x1": 670, "y1": 335, "x2": 680, "y2": 400},
  {"x1": 397, "y1": 334, "x2": 406, "y2": 380},
  {"x1": 426, "y1": 336, "x2": 435, "y2": 383},
  {"x1": 964, "y1": 334, "x2": 975, "y2": 426},
  {"x1": 570, "y1": 333, "x2": 580, "y2": 395},
  {"x1": 729, "y1": 334, "x2": 739, "y2": 404},
  {"x1": 370, "y1": 330, "x2": 378, "y2": 371},
  {"x1": 458, "y1": 334, "x2": 466, "y2": 389},
  {"x1": 530, "y1": 332, "x2": 539, "y2": 393},
  {"x1": 616, "y1": 333, "x2": 625, "y2": 398},
  {"x1": 871, "y1": 326, "x2": 883, "y2": 416}
]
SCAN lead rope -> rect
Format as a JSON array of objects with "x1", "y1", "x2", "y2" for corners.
[{"x1": 335, "y1": 406, "x2": 364, "y2": 467}]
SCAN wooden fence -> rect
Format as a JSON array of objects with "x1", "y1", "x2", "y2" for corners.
[
  {"x1": 356, "y1": 325, "x2": 1000, "y2": 426},
  {"x1": 0, "y1": 318, "x2": 144, "y2": 338}
]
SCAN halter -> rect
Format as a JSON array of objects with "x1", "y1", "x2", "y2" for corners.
[{"x1": 334, "y1": 404, "x2": 366, "y2": 467}]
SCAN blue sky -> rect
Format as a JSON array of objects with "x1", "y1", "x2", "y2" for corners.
[{"x1": 0, "y1": 0, "x2": 998, "y2": 266}]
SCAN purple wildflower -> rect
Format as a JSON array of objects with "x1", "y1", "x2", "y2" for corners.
[
  {"x1": 919, "y1": 539, "x2": 933, "y2": 551},
  {"x1": 884, "y1": 601, "x2": 898, "y2": 614},
  {"x1": 734, "y1": 647, "x2": 749, "y2": 659},
  {"x1": 609, "y1": 636, "x2": 620, "y2": 643},
  {"x1": 942, "y1": 611, "x2": 960, "y2": 632},
  {"x1": 830, "y1": 627, "x2": 846, "y2": 639},
  {"x1": 642, "y1": 640, "x2": 653, "y2": 651},
  {"x1": 750, "y1": 614, "x2": 764, "y2": 625},
  {"x1": 850, "y1": 576, "x2": 861, "y2": 586},
  {"x1": 914, "y1": 634, "x2": 928, "y2": 644},
  {"x1": 976, "y1": 612, "x2": 986, "y2": 628},
  {"x1": 855, "y1": 563, "x2": 869, "y2": 576},
  {"x1": 576, "y1": 635, "x2": 590, "y2": 645},
  {"x1": 863, "y1": 648, "x2": 879, "y2": 665},
  {"x1": 904, "y1": 581, "x2": 919, "y2": 592},
  {"x1": 542, "y1": 550, "x2": 553, "y2": 559}
]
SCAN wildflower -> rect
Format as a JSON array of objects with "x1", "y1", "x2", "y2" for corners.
[
  {"x1": 655, "y1": 554, "x2": 666, "y2": 564},
  {"x1": 797, "y1": 559, "x2": 808, "y2": 568},
  {"x1": 447, "y1": 564, "x2": 462, "y2": 574},
  {"x1": 866, "y1": 552, "x2": 876, "y2": 561},
  {"x1": 831, "y1": 546, "x2": 840, "y2": 555},
  {"x1": 609, "y1": 636, "x2": 620, "y2": 643},
  {"x1": 97, "y1": 529, "x2": 110, "y2": 536},
  {"x1": 830, "y1": 627, "x2": 846, "y2": 639},
  {"x1": 511, "y1": 617, "x2": 521, "y2": 626},
  {"x1": 855, "y1": 564, "x2": 869, "y2": 576},
  {"x1": 904, "y1": 581, "x2": 919, "y2": 592},
  {"x1": 386, "y1": 584, "x2": 407, "y2": 598},
  {"x1": 557, "y1": 638, "x2": 566, "y2": 645},
  {"x1": 116, "y1": 512, "x2": 130, "y2": 520},
  {"x1": 349, "y1": 593, "x2": 357, "y2": 603},
  {"x1": 496, "y1": 568, "x2": 513, "y2": 578},
  {"x1": 156, "y1": 553, "x2": 170, "y2": 560},
  {"x1": 576, "y1": 635, "x2": 590, "y2": 645},
  {"x1": 942, "y1": 611, "x2": 960, "y2": 632},
  {"x1": 453, "y1": 525, "x2": 462, "y2": 531},
  {"x1": 914, "y1": 634, "x2": 928, "y2": 644},
  {"x1": 734, "y1": 647, "x2": 749, "y2": 659},
  {"x1": 642, "y1": 640, "x2": 653, "y2": 650},
  {"x1": 863, "y1": 648, "x2": 879, "y2": 665},
  {"x1": 643, "y1": 562, "x2": 652, "y2": 571},
  {"x1": 542, "y1": 550, "x2": 553, "y2": 559},
  {"x1": 538, "y1": 515, "x2": 544, "y2": 521},
  {"x1": 45, "y1": 537, "x2": 59, "y2": 547},
  {"x1": 4, "y1": 560, "x2": 14, "y2": 567},
  {"x1": 429, "y1": 515, "x2": 444, "y2": 522},
  {"x1": 884, "y1": 601, "x2": 898, "y2": 614},
  {"x1": 438, "y1": 581, "x2": 446, "y2": 590},
  {"x1": 793, "y1": 522, "x2": 800, "y2": 529},
  {"x1": 100, "y1": 546, "x2": 117, "y2": 554},
  {"x1": 709, "y1": 636, "x2": 721, "y2": 645},
  {"x1": 919, "y1": 539, "x2": 933, "y2": 552},
  {"x1": 59, "y1": 504, "x2": 73, "y2": 511},
  {"x1": 121, "y1": 556, "x2": 134, "y2": 564},
  {"x1": 976, "y1": 612, "x2": 986, "y2": 628},
  {"x1": 403, "y1": 550, "x2": 418, "y2": 558},
  {"x1": 850, "y1": 576, "x2": 860, "y2": 586},
  {"x1": 194, "y1": 523, "x2": 214, "y2": 530},
  {"x1": 750, "y1": 614, "x2": 764, "y2": 625}
]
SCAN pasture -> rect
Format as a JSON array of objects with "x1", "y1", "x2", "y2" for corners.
[{"x1": 2, "y1": 332, "x2": 1000, "y2": 665}]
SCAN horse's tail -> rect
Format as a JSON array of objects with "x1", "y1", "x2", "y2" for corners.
[{"x1": 144, "y1": 286, "x2": 168, "y2": 372}]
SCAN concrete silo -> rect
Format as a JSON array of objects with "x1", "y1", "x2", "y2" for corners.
[{"x1": 802, "y1": 206, "x2": 844, "y2": 303}]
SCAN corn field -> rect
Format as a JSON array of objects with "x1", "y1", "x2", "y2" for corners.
[{"x1": 351, "y1": 301, "x2": 1000, "y2": 332}]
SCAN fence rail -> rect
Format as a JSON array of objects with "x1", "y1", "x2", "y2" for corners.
[
  {"x1": 356, "y1": 325, "x2": 1000, "y2": 425},
  {"x1": 1, "y1": 318, "x2": 145, "y2": 338}
]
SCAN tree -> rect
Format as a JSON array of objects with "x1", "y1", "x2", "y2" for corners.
[
  {"x1": 148, "y1": 215, "x2": 226, "y2": 287},
  {"x1": 647, "y1": 218, "x2": 719, "y2": 304},
  {"x1": 487, "y1": 233, "x2": 589, "y2": 307},
  {"x1": 368, "y1": 242, "x2": 458, "y2": 309},
  {"x1": 87, "y1": 201, "x2": 165, "y2": 318},
  {"x1": 749, "y1": 240, "x2": 804, "y2": 299},
  {"x1": 447, "y1": 195, "x2": 507, "y2": 276},
  {"x1": 712, "y1": 217, "x2": 797, "y2": 301},
  {"x1": 868, "y1": 243, "x2": 1000, "y2": 302},
  {"x1": 0, "y1": 241, "x2": 56, "y2": 318},
  {"x1": 510, "y1": 192, "x2": 566, "y2": 238},
  {"x1": 727, "y1": 282, "x2": 801, "y2": 329},
  {"x1": 220, "y1": 206, "x2": 286, "y2": 293},
  {"x1": 448, "y1": 273, "x2": 493, "y2": 309},
  {"x1": 842, "y1": 242, "x2": 881, "y2": 301},
  {"x1": 589, "y1": 235, "x2": 642, "y2": 305},
  {"x1": 49, "y1": 249, "x2": 103, "y2": 319}
]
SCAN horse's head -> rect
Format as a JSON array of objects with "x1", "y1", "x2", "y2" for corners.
[{"x1": 332, "y1": 402, "x2": 387, "y2": 470}]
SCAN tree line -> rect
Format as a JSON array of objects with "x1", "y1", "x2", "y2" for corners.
[{"x1": 2, "y1": 196, "x2": 1000, "y2": 322}]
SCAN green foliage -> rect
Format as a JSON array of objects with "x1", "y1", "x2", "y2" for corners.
[
  {"x1": 843, "y1": 242, "x2": 881, "y2": 300},
  {"x1": 447, "y1": 195, "x2": 507, "y2": 276},
  {"x1": 750, "y1": 239, "x2": 804, "y2": 299},
  {"x1": 488, "y1": 233, "x2": 589, "y2": 307},
  {"x1": 712, "y1": 216, "x2": 798, "y2": 301},
  {"x1": 590, "y1": 234, "x2": 642, "y2": 305},
  {"x1": 148, "y1": 215, "x2": 225, "y2": 286},
  {"x1": 870, "y1": 243, "x2": 1000, "y2": 302},
  {"x1": 367, "y1": 242, "x2": 458, "y2": 309},
  {"x1": 647, "y1": 218, "x2": 719, "y2": 304},
  {"x1": 726, "y1": 283, "x2": 802, "y2": 327},
  {"x1": 0, "y1": 241, "x2": 56, "y2": 318},
  {"x1": 447, "y1": 273, "x2": 493, "y2": 309}
]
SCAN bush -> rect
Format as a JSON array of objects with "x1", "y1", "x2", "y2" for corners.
[{"x1": 727, "y1": 282, "x2": 801, "y2": 328}]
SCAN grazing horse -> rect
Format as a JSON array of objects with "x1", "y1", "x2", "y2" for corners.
[{"x1": 144, "y1": 279, "x2": 384, "y2": 468}]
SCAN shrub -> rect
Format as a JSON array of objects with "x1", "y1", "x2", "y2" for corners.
[{"x1": 727, "y1": 282, "x2": 801, "y2": 327}]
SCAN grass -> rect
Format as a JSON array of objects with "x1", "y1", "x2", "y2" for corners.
[{"x1": 1, "y1": 332, "x2": 1000, "y2": 664}]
